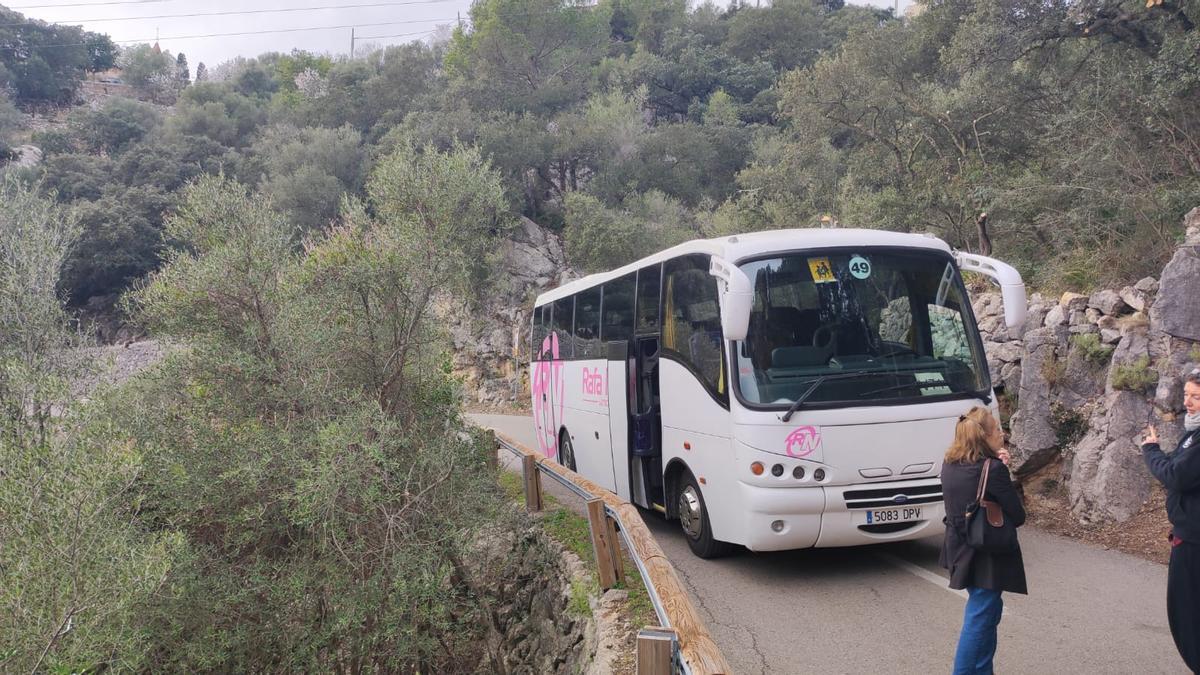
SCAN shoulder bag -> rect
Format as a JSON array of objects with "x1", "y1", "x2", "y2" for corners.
[{"x1": 965, "y1": 459, "x2": 1018, "y2": 553}]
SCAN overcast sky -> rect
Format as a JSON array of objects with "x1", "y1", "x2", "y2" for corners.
[{"x1": 7, "y1": 0, "x2": 911, "y2": 76}]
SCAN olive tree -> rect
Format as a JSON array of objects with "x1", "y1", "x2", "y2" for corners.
[{"x1": 0, "y1": 178, "x2": 182, "y2": 673}]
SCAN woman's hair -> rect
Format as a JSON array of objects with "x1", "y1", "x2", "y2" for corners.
[{"x1": 945, "y1": 406, "x2": 999, "y2": 464}]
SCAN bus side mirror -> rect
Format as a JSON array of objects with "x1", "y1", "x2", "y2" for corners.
[
  {"x1": 709, "y1": 256, "x2": 752, "y2": 341},
  {"x1": 955, "y1": 251, "x2": 1028, "y2": 331}
]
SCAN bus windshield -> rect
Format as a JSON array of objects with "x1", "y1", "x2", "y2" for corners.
[{"x1": 735, "y1": 249, "x2": 989, "y2": 407}]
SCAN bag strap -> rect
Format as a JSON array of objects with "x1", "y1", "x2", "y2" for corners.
[{"x1": 974, "y1": 458, "x2": 991, "y2": 505}]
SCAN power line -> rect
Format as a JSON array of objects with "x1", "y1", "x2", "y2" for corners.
[
  {"x1": 0, "y1": 0, "x2": 459, "y2": 28},
  {"x1": 0, "y1": 17, "x2": 462, "y2": 50},
  {"x1": 356, "y1": 28, "x2": 438, "y2": 40},
  {"x1": 8, "y1": 0, "x2": 173, "y2": 8}
]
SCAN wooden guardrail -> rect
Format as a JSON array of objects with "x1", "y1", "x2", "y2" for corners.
[{"x1": 487, "y1": 429, "x2": 731, "y2": 675}]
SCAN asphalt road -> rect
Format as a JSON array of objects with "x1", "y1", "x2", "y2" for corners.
[{"x1": 470, "y1": 413, "x2": 1187, "y2": 675}]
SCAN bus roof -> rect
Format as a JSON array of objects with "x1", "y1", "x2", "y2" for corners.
[{"x1": 534, "y1": 227, "x2": 953, "y2": 306}]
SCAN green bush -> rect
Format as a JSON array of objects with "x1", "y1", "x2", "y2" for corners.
[
  {"x1": 1112, "y1": 356, "x2": 1158, "y2": 392},
  {"x1": 0, "y1": 178, "x2": 183, "y2": 673},
  {"x1": 1071, "y1": 333, "x2": 1115, "y2": 367}
]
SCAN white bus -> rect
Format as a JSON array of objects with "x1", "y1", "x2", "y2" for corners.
[{"x1": 529, "y1": 228, "x2": 1026, "y2": 557}]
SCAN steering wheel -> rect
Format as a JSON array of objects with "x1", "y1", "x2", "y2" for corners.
[{"x1": 812, "y1": 323, "x2": 838, "y2": 351}]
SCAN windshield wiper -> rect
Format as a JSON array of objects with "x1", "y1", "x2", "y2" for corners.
[{"x1": 779, "y1": 369, "x2": 877, "y2": 422}]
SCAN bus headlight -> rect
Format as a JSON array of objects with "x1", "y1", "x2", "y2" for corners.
[{"x1": 771, "y1": 520, "x2": 785, "y2": 532}]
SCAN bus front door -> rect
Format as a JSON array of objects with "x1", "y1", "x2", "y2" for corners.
[{"x1": 629, "y1": 336, "x2": 663, "y2": 509}]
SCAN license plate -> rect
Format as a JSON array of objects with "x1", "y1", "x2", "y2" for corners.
[{"x1": 856, "y1": 506, "x2": 923, "y2": 525}]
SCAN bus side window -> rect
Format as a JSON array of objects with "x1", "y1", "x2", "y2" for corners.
[
  {"x1": 552, "y1": 297, "x2": 575, "y2": 359},
  {"x1": 663, "y1": 255, "x2": 727, "y2": 401},
  {"x1": 532, "y1": 305, "x2": 550, "y2": 358},
  {"x1": 575, "y1": 288, "x2": 602, "y2": 358},
  {"x1": 636, "y1": 265, "x2": 661, "y2": 334},
  {"x1": 601, "y1": 273, "x2": 636, "y2": 343}
]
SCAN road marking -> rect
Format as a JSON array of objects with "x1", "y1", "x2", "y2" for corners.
[
  {"x1": 874, "y1": 551, "x2": 1016, "y2": 616},
  {"x1": 874, "y1": 551, "x2": 968, "y2": 599}
]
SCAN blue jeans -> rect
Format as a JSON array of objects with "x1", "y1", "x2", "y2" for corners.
[{"x1": 953, "y1": 587, "x2": 1004, "y2": 674}]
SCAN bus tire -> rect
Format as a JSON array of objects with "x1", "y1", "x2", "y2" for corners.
[
  {"x1": 676, "y1": 470, "x2": 733, "y2": 559},
  {"x1": 558, "y1": 429, "x2": 577, "y2": 472}
]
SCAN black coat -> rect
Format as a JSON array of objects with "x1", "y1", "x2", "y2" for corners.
[
  {"x1": 939, "y1": 458, "x2": 1028, "y2": 595},
  {"x1": 1142, "y1": 428, "x2": 1200, "y2": 543}
]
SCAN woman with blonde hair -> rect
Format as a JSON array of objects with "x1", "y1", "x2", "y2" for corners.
[{"x1": 939, "y1": 406, "x2": 1027, "y2": 674}]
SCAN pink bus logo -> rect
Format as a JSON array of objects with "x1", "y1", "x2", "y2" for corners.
[{"x1": 785, "y1": 426, "x2": 822, "y2": 458}]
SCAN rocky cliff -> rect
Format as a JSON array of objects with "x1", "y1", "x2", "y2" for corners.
[
  {"x1": 444, "y1": 216, "x2": 574, "y2": 409},
  {"x1": 980, "y1": 206, "x2": 1200, "y2": 524}
]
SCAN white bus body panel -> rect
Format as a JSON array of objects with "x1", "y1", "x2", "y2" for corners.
[
  {"x1": 560, "y1": 359, "x2": 619, "y2": 493},
  {"x1": 607, "y1": 356, "x2": 632, "y2": 501}
]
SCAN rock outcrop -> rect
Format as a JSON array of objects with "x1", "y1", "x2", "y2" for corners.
[
  {"x1": 979, "y1": 206, "x2": 1200, "y2": 523},
  {"x1": 444, "y1": 216, "x2": 575, "y2": 408}
]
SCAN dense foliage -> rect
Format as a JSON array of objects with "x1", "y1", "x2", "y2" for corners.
[
  {"x1": 3, "y1": 0, "x2": 1193, "y2": 303},
  {"x1": 0, "y1": 8, "x2": 116, "y2": 104},
  {"x1": 1, "y1": 151, "x2": 546, "y2": 672}
]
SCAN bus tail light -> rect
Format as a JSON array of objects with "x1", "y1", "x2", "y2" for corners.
[
  {"x1": 770, "y1": 464, "x2": 784, "y2": 477},
  {"x1": 813, "y1": 468, "x2": 826, "y2": 482},
  {"x1": 750, "y1": 462, "x2": 764, "y2": 476},
  {"x1": 793, "y1": 466, "x2": 805, "y2": 480}
]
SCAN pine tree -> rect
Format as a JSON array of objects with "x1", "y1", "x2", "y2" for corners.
[
  {"x1": 175, "y1": 52, "x2": 190, "y2": 88},
  {"x1": 195, "y1": 62, "x2": 208, "y2": 83}
]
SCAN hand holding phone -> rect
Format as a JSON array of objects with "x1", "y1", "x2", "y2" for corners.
[{"x1": 1141, "y1": 424, "x2": 1159, "y2": 446}]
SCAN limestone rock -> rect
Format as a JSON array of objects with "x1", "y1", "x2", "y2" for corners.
[
  {"x1": 1044, "y1": 305, "x2": 1066, "y2": 328},
  {"x1": 1135, "y1": 276, "x2": 1159, "y2": 295},
  {"x1": 11, "y1": 145, "x2": 43, "y2": 168},
  {"x1": 1088, "y1": 289, "x2": 1128, "y2": 316},
  {"x1": 1009, "y1": 326, "x2": 1068, "y2": 473},
  {"x1": 1068, "y1": 391, "x2": 1153, "y2": 523},
  {"x1": 1061, "y1": 292, "x2": 1089, "y2": 313},
  {"x1": 1118, "y1": 286, "x2": 1147, "y2": 313},
  {"x1": 1186, "y1": 206, "x2": 1200, "y2": 245},
  {"x1": 1150, "y1": 242, "x2": 1200, "y2": 341}
]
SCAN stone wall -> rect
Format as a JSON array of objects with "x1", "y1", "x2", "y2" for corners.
[{"x1": 979, "y1": 206, "x2": 1200, "y2": 523}]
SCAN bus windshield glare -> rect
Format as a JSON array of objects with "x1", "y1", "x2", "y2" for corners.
[{"x1": 735, "y1": 250, "x2": 989, "y2": 406}]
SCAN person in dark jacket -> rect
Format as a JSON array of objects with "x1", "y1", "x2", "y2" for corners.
[
  {"x1": 1141, "y1": 369, "x2": 1200, "y2": 674},
  {"x1": 939, "y1": 406, "x2": 1027, "y2": 674}
]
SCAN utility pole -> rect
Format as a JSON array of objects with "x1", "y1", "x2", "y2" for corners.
[{"x1": 350, "y1": 27, "x2": 356, "y2": 58}]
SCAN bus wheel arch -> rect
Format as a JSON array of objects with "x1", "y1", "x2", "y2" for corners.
[
  {"x1": 665, "y1": 460, "x2": 734, "y2": 559},
  {"x1": 557, "y1": 427, "x2": 577, "y2": 472}
]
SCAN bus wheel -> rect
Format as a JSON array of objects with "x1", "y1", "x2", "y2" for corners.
[
  {"x1": 677, "y1": 471, "x2": 733, "y2": 559},
  {"x1": 558, "y1": 430, "x2": 577, "y2": 472}
]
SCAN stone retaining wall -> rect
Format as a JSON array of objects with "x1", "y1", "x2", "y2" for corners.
[{"x1": 978, "y1": 206, "x2": 1200, "y2": 523}]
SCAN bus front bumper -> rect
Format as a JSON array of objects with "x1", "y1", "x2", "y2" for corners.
[{"x1": 734, "y1": 480, "x2": 945, "y2": 552}]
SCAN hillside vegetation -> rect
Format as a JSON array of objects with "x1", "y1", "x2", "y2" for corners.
[{"x1": 1, "y1": 0, "x2": 1195, "y2": 305}]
